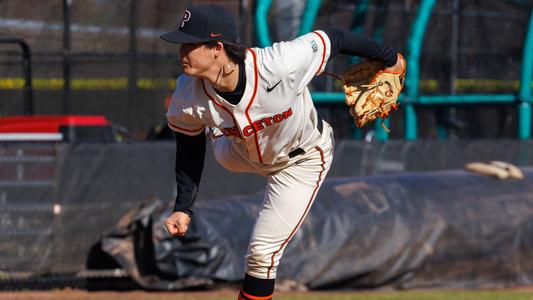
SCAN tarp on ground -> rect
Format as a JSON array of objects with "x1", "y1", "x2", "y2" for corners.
[
  {"x1": 102, "y1": 167, "x2": 533, "y2": 290},
  {"x1": 1, "y1": 139, "x2": 532, "y2": 279}
]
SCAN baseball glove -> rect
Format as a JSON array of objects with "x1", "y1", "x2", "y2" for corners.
[{"x1": 341, "y1": 54, "x2": 406, "y2": 131}]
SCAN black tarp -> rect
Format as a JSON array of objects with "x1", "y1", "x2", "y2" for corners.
[
  {"x1": 1, "y1": 140, "x2": 533, "y2": 287},
  {"x1": 102, "y1": 168, "x2": 533, "y2": 290}
]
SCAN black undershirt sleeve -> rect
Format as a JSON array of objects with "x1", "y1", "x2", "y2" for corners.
[
  {"x1": 323, "y1": 27, "x2": 398, "y2": 67},
  {"x1": 174, "y1": 131, "x2": 206, "y2": 216}
]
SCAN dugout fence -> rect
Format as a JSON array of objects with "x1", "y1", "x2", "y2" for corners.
[{"x1": 0, "y1": 139, "x2": 532, "y2": 289}]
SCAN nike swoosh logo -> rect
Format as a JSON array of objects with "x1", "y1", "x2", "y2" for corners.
[
  {"x1": 266, "y1": 80, "x2": 282, "y2": 92},
  {"x1": 210, "y1": 32, "x2": 223, "y2": 37}
]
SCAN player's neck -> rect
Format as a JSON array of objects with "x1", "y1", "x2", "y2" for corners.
[{"x1": 207, "y1": 61, "x2": 239, "y2": 92}]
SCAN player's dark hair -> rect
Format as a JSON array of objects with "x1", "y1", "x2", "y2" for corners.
[{"x1": 205, "y1": 41, "x2": 247, "y2": 65}]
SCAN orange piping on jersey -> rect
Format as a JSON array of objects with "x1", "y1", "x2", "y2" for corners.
[
  {"x1": 167, "y1": 120, "x2": 204, "y2": 133},
  {"x1": 239, "y1": 289, "x2": 273, "y2": 300},
  {"x1": 311, "y1": 31, "x2": 327, "y2": 75},
  {"x1": 266, "y1": 146, "x2": 326, "y2": 279},
  {"x1": 245, "y1": 48, "x2": 263, "y2": 164},
  {"x1": 201, "y1": 79, "x2": 243, "y2": 139}
]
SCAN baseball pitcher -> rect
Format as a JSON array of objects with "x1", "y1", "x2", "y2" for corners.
[{"x1": 161, "y1": 4, "x2": 406, "y2": 299}]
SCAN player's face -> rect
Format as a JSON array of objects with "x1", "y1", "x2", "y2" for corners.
[{"x1": 179, "y1": 43, "x2": 215, "y2": 77}]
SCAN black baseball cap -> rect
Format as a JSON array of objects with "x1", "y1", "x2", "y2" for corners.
[{"x1": 160, "y1": 4, "x2": 238, "y2": 44}]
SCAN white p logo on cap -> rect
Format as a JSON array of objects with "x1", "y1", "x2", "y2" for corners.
[{"x1": 180, "y1": 10, "x2": 191, "y2": 28}]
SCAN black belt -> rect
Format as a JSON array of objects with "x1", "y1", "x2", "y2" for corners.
[{"x1": 288, "y1": 119, "x2": 324, "y2": 158}]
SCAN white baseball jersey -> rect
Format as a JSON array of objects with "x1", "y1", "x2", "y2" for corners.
[{"x1": 166, "y1": 30, "x2": 331, "y2": 175}]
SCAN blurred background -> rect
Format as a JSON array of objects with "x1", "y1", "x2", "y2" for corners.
[
  {"x1": 0, "y1": 0, "x2": 530, "y2": 140},
  {"x1": 1, "y1": 0, "x2": 533, "y2": 294}
]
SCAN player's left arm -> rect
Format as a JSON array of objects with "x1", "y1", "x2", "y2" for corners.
[
  {"x1": 322, "y1": 27, "x2": 402, "y2": 72},
  {"x1": 324, "y1": 28, "x2": 406, "y2": 129},
  {"x1": 323, "y1": 27, "x2": 397, "y2": 64},
  {"x1": 271, "y1": 30, "x2": 332, "y2": 94},
  {"x1": 274, "y1": 28, "x2": 402, "y2": 92}
]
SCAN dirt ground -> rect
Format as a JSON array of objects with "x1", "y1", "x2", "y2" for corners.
[
  {"x1": 0, "y1": 289, "x2": 239, "y2": 300},
  {"x1": 0, "y1": 289, "x2": 383, "y2": 300},
  {"x1": 0, "y1": 289, "x2": 351, "y2": 300},
  {"x1": 2, "y1": 287, "x2": 533, "y2": 300}
]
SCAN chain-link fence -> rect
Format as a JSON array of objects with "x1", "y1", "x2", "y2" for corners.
[
  {"x1": 308, "y1": 0, "x2": 531, "y2": 139},
  {"x1": 0, "y1": 0, "x2": 196, "y2": 137},
  {"x1": 1, "y1": 0, "x2": 531, "y2": 139}
]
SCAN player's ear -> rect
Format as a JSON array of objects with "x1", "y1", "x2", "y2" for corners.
[{"x1": 214, "y1": 42, "x2": 224, "y2": 58}]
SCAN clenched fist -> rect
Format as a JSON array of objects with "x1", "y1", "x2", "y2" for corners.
[{"x1": 164, "y1": 211, "x2": 191, "y2": 237}]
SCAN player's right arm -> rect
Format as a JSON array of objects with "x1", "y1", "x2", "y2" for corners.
[
  {"x1": 164, "y1": 75, "x2": 206, "y2": 237},
  {"x1": 166, "y1": 75, "x2": 206, "y2": 136},
  {"x1": 164, "y1": 131, "x2": 205, "y2": 237}
]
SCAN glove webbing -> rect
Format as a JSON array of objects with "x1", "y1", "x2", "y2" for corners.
[{"x1": 322, "y1": 71, "x2": 392, "y2": 132}]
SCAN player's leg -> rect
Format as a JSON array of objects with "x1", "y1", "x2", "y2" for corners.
[{"x1": 238, "y1": 123, "x2": 334, "y2": 299}]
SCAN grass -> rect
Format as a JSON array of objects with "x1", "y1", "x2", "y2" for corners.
[{"x1": 274, "y1": 290, "x2": 533, "y2": 300}]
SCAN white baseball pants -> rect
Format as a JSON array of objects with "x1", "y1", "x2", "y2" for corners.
[{"x1": 245, "y1": 122, "x2": 334, "y2": 279}]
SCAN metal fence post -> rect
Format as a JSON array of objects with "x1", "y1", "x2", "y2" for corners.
[
  {"x1": 518, "y1": 10, "x2": 533, "y2": 140},
  {"x1": 0, "y1": 39, "x2": 34, "y2": 115},
  {"x1": 62, "y1": 0, "x2": 71, "y2": 114},
  {"x1": 128, "y1": 0, "x2": 138, "y2": 93},
  {"x1": 405, "y1": 0, "x2": 437, "y2": 140}
]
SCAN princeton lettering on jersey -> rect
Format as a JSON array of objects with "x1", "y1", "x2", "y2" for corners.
[{"x1": 241, "y1": 107, "x2": 293, "y2": 138}]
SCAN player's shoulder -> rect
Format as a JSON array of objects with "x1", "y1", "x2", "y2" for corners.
[
  {"x1": 176, "y1": 74, "x2": 198, "y2": 91},
  {"x1": 254, "y1": 30, "x2": 330, "y2": 59},
  {"x1": 173, "y1": 74, "x2": 204, "y2": 103},
  {"x1": 287, "y1": 30, "x2": 330, "y2": 52}
]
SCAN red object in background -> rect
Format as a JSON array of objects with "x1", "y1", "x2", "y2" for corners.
[
  {"x1": 0, "y1": 115, "x2": 110, "y2": 133},
  {"x1": 0, "y1": 115, "x2": 112, "y2": 142},
  {"x1": 164, "y1": 95, "x2": 172, "y2": 110}
]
